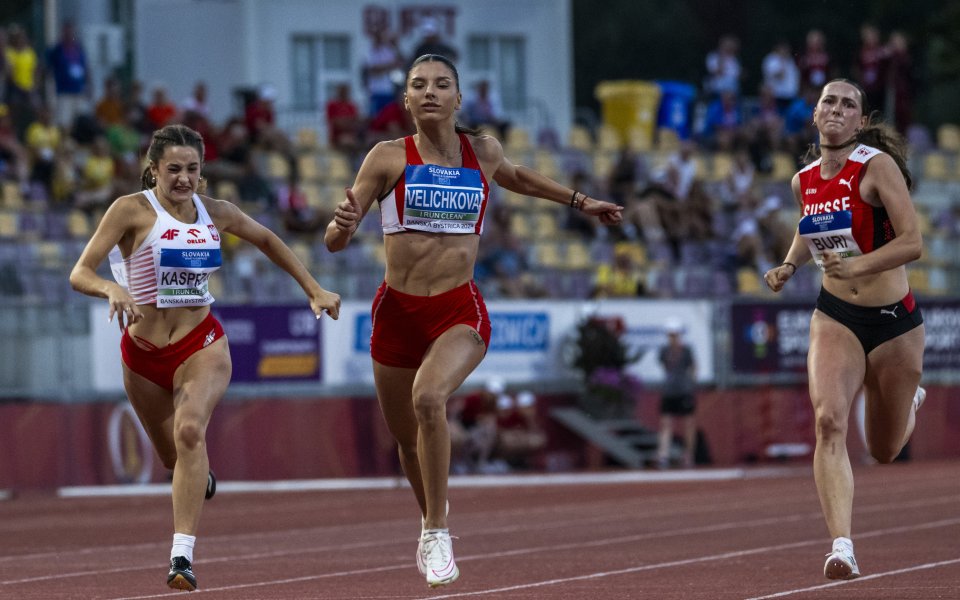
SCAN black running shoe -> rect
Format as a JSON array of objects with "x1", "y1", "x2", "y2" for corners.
[
  {"x1": 167, "y1": 556, "x2": 197, "y2": 591},
  {"x1": 205, "y1": 469, "x2": 216, "y2": 500}
]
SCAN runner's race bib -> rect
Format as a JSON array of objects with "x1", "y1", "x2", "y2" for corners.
[
  {"x1": 798, "y1": 211, "x2": 862, "y2": 270},
  {"x1": 402, "y1": 164, "x2": 483, "y2": 234},
  {"x1": 157, "y1": 248, "x2": 222, "y2": 307}
]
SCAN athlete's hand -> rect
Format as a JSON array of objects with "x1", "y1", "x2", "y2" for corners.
[
  {"x1": 821, "y1": 250, "x2": 853, "y2": 279},
  {"x1": 310, "y1": 288, "x2": 341, "y2": 320},
  {"x1": 333, "y1": 188, "x2": 362, "y2": 234},
  {"x1": 581, "y1": 197, "x2": 624, "y2": 226},
  {"x1": 763, "y1": 264, "x2": 794, "y2": 293},
  {"x1": 107, "y1": 285, "x2": 143, "y2": 330}
]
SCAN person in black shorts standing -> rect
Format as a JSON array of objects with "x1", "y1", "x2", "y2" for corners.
[{"x1": 655, "y1": 318, "x2": 697, "y2": 469}]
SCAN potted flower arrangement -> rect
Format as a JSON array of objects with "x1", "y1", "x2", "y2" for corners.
[{"x1": 571, "y1": 315, "x2": 642, "y2": 419}]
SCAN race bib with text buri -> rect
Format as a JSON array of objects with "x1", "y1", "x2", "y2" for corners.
[
  {"x1": 157, "y1": 248, "x2": 222, "y2": 307},
  {"x1": 402, "y1": 164, "x2": 483, "y2": 233},
  {"x1": 799, "y1": 211, "x2": 863, "y2": 270}
]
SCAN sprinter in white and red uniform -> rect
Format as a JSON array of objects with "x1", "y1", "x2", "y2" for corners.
[
  {"x1": 764, "y1": 79, "x2": 925, "y2": 581},
  {"x1": 325, "y1": 54, "x2": 623, "y2": 587},
  {"x1": 70, "y1": 125, "x2": 341, "y2": 591}
]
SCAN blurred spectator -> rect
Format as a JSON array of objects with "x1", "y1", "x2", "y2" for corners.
[
  {"x1": 50, "y1": 138, "x2": 79, "y2": 204},
  {"x1": 146, "y1": 85, "x2": 178, "y2": 130},
  {"x1": 761, "y1": 40, "x2": 799, "y2": 113},
  {"x1": 276, "y1": 172, "x2": 327, "y2": 234},
  {"x1": 411, "y1": 18, "x2": 458, "y2": 62},
  {"x1": 24, "y1": 104, "x2": 60, "y2": 198},
  {"x1": 462, "y1": 79, "x2": 510, "y2": 138},
  {"x1": 783, "y1": 85, "x2": 820, "y2": 157},
  {"x1": 180, "y1": 81, "x2": 211, "y2": 119},
  {"x1": 94, "y1": 77, "x2": 126, "y2": 126},
  {"x1": 0, "y1": 104, "x2": 29, "y2": 189},
  {"x1": 475, "y1": 203, "x2": 540, "y2": 298},
  {"x1": 701, "y1": 90, "x2": 743, "y2": 151},
  {"x1": 5, "y1": 24, "x2": 40, "y2": 138},
  {"x1": 235, "y1": 152, "x2": 275, "y2": 207},
  {"x1": 854, "y1": 24, "x2": 886, "y2": 113},
  {"x1": 564, "y1": 169, "x2": 606, "y2": 239},
  {"x1": 325, "y1": 82, "x2": 364, "y2": 155},
  {"x1": 0, "y1": 28, "x2": 8, "y2": 105},
  {"x1": 704, "y1": 34, "x2": 742, "y2": 98},
  {"x1": 451, "y1": 379, "x2": 506, "y2": 474},
  {"x1": 591, "y1": 242, "x2": 646, "y2": 298},
  {"x1": 494, "y1": 391, "x2": 546, "y2": 470},
  {"x1": 656, "y1": 319, "x2": 698, "y2": 469},
  {"x1": 244, "y1": 84, "x2": 292, "y2": 154},
  {"x1": 46, "y1": 21, "x2": 90, "y2": 130},
  {"x1": 744, "y1": 84, "x2": 785, "y2": 173},
  {"x1": 884, "y1": 31, "x2": 914, "y2": 134},
  {"x1": 362, "y1": 29, "x2": 404, "y2": 115},
  {"x1": 73, "y1": 135, "x2": 115, "y2": 213},
  {"x1": 125, "y1": 80, "x2": 152, "y2": 134},
  {"x1": 366, "y1": 84, "x2": 415, "y2": 144},
  {"x1": 798, "y1": 29, "x2": 832, "y2": 90}
]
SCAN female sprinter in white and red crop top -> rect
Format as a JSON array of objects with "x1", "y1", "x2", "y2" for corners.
[
  {"x1": 763, "y1": 79, "x2": 925, "y2": 582},
  {"x1": 70, "y1": 124, "x2": 341, "y2": 591},
  {"x1": 325, "y1": 54, "x2": 623, "y2": 588}
]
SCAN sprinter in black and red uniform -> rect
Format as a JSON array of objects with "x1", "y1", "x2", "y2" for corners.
[
  {"x1": 325, "y1": 54, "x2": 622, "y2": 587},
  {"x1": 764, "y1": 79, "x2": 925, "y2": 581}
]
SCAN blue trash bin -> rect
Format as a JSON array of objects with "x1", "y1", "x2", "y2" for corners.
[{"x1": 656, "y1": 81, "x2": 697, "y2": 140}]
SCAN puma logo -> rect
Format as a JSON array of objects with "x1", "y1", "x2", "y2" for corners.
[
  {"x1": 838, "y1": 177, "x2": 853, "y2": 191},
  {"x1": 880, "y1": 307, "x2": 898, "y2": 318}
]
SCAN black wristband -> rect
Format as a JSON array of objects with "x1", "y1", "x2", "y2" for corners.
[
  {"x1": 570, "y1": 190, "x2": 579, "y2": 208},
  {"x1": 781, "y1": 262, "x2": 797, "y2": 273}
]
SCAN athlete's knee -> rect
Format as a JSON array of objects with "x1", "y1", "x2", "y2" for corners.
[
  {"x1": 412, "y1": 389, "x2": 447, "y2": 426},
  {"x1": 868, "y1": 444, "x2": 900, "y2": 464},
  {"x1": 814, "y1": 405, "x2": 847, "y2": 439},
  {"x1": 173, "y1": 414, "x2": 206, "y2": 451}
]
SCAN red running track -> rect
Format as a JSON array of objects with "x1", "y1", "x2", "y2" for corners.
[{"x1": 1, "y1": 461, "x2": 959, "y2": 599}]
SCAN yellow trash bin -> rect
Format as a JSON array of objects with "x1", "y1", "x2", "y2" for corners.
[{"x1": 594, "y1": 80, "x2": 661, "y2": 148}]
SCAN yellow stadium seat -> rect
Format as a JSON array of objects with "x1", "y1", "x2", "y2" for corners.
[
  {"x1": 923, "y1": 153, "x2": 950, "y2": 180},
  {"x1": 771, "y1": 152, "x2": 797, "y2": 181},
  {"x1": 532, "y1": 211, "x2": 559, "y2": 238},
  {"x1": 592, "y1": 151, "x2": 616, "y2": 179},
  {"x1": 567, "y1": 125, "x2": 594, "y2": 152},
  {"x1": 736, "y1": 267, "x2": 762, "y2": 295},
  {"x1": 297, "y1": 154, "x2": 321, "y2": 181},
  {"x1": 566, "y1": 241, "x2": 592, "y2": 269},
  {"x1": 266, "y1": 152, "x2": 290, "y2": 179},
  {"x1": 325, "y1": 152, "x2": 353, "y2": 183},
  {"x1": 627, "y1": 126, "x2": 653, "y2": 153},
  {"x1": 936, "y1": 124, "x2": 960, "y2": 152},
  {"x1": 533, "y1": 150, "x2": 560, "y2": 180},
  {"x1": 505, "y1": 127, "x2": 533, "y2": 153},
  {"x1": 656, "y1": 128, "x2": 680, "y2": 152},
  {"x1": 67, "y1": 210, "x2": 91, "y2": 238},
  {"x1": 596, "y1": 125, "x2": 622, "y2": 152},
  {"x1": 1, "y1": 182, "x2": 23, "y2": 210},
  {"x1": 709, "y1": 152, "x2": 734, "y2": 181},
  {"x1": 534, "y1": 242, "x2": 563, "y2": 268},
  {"x1": 296, "y1": 127, "x2": 320, "y2": 151},
  {"x1": 0, "y1": 212, "x2": 17, "y2": 238},
  {"x1": 509, "y1": 213, "x2": 531, "y2": 239}
]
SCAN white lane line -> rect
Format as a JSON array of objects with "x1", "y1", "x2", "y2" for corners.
[
  {"x1": 56, "y1": 467, "x2": 791, "y2": 498},
  {"x1": 422, "y1": 518, "x2": 960, "y2": 599},
  {"x1": 97, "y1": 517, "x2": 960, "y2": 600},
  {"x1": 743, "y1": 557, "x2": 960, "y2": 599}
]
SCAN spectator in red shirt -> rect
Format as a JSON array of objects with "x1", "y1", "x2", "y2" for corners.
[
  {"x1": 325, "y1": 83, "x2": 363, "y2": 154},
  {"x1": 146, "y1": 86, "x2": 178, "y2": 130},
  {"x1": 366, "y1": 85, "x2": 415, "y2": 145}
]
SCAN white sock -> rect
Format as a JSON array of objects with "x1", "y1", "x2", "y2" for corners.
[
  {"x1": 171, "y1": 533, "x2": 196, "y2": 563},
  {"x1": 833, "y1": 536, "x2": 853, "y2": 553}
]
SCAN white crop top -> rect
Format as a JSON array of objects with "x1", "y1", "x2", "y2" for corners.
[{"x1": 109, "y1": 190, "x2": 222, "y2": 307}]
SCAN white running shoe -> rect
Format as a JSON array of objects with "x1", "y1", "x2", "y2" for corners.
[
  {"x1": 416, "y1": 501, "x2": 450, "y2": 575},
  {"x1": 824, "y1": 538, "x2": 860, "y2": 580},
  {"x1": 422, "y1": 529, "x2": 459, "y2": 587},
  {"x1": 914, "y1": 386, "x2": 926, "y2": 412}
]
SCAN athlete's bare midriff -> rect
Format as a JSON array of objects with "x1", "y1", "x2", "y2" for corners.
[
  {"x1": 383, "y1": 231, "x2": 479, "y2": 296},
  {"x1": 127, "y1": 304, "x2": 212, "y2": 349},
  {"x1": 822, "y1": 265, "x2": 909, "y2": 306}
]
